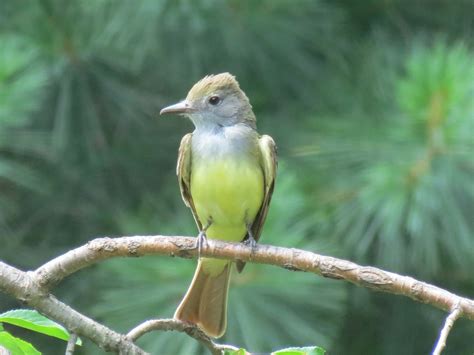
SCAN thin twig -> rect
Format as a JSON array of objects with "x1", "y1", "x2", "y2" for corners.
[
  {"x1": 65, "y1": 333, "x2": 78, "y2": 355},
  {"x1": 432, "y1": 304, "x2": 462, "y2": 355},
  {"x1": 127, "y1": 319, "x2": 239, "y2": 355}
]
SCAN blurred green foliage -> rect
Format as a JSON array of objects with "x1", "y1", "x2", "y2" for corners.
[{"x1": 0, "y1": 0, "x2": 473, "y2": 354}]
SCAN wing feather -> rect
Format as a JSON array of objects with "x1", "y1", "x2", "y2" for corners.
[
  {"x1": 236, "y1": 134, "x2": 277, "y2": 272},
  {"x1": 177, "y1": 133, "x2": 203, "y2": 230}
]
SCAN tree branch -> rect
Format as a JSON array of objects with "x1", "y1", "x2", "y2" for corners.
[
  {"x1": 432, "y1": 303, "x2": 462, "y2": 355},
  {"x1": 33, "y1": 236, "x2": 474, "y2": 319},
  {"x1": 1, "y1": 235, "x2": 473, "y2": 354},
  {"x1": 65, "y1": 333, "x2": 78, "y2": 355},
  {"x1": 0, "y1": 261, "x2": 146, "y2": 354},
  {"x1": 126, "y1": 319, "x2": 239, "y2": 355}
]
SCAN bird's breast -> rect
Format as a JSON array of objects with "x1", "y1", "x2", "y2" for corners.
[{"x1": 190, "y1": 155, "x2": 264, "y2": 242}]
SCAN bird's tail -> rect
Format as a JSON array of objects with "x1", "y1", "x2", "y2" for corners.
[{"x1": 174, "y1": 259, "x2": 231, "y2": 338}]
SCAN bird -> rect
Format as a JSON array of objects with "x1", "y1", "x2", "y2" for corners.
[{"x1": 160, "y1": 72, "x2": 277, "y2": 338}]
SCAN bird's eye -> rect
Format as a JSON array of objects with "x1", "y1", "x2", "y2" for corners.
[{"x1": 208, "y1": 95, "x2": 220, "y2": 105}]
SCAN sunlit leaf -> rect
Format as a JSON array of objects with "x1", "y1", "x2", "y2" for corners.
[
  {"x1": 0, "y1": 329, "x2": 41, "y2": 355},
  {"x1": 273, "y1": 346, "x2": 326, "y2": 355},
  {"x1": 224, "y1": 349, "x2": 247, "y2": 355},
  {"x1": 0, "y1": 309, "x2": 81, "y2": 345}
]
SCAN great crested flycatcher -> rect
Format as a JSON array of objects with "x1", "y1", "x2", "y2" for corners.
[{"x1": 160, "y1": 73, "x2": 277, "y2": 338}]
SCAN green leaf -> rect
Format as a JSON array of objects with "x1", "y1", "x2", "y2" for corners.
[
  {"x1": 224, "y1": 349, "x2": 248, "y2": 355},
  {"x1": 0, "y1": 309, "x2": 81, "y2": 345},
  {"x1": 0, "y1": 330, "x2": 41, "y2": 355},
  {"x1": 272, "y1": 346, "x2": 326, "y2": 355},
  {"x1": 223, "y1": 346, "x2": 326, "y2": 355}
]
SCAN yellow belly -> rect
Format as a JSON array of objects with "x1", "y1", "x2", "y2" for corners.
[{"x1": 191, "y1": 158, "x2": 264, "y2": 243}]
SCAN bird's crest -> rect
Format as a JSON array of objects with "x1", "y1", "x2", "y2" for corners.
[{"x1": 187, "y1": 73, "x2": 242, "y2": 100}]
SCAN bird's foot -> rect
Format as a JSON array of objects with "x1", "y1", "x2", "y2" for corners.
[
  {"x1": 195, "y1": 219, "x2": 212, "y2": 259},
  {"x1": 196, "y1": 230, "x2": 208, "y2": 259},
  {"x1": 243, "y1": 233, "x2": 257, "y2": 253}
]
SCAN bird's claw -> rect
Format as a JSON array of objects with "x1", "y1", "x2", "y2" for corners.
[
  {"x1": 243, "y1": 234, "x2": 257, "y2": 252},
  {"x1": 196, "y1": 231, "x2": 208, "y2": 259}
]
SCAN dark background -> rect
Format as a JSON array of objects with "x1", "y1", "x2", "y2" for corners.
[{"x1": 0, "y1": 0, "x2": 473, "y2": 354}]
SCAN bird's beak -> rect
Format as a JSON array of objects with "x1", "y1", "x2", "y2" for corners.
[{"x1": 160, "y1": 100, "x2": 194, "y2": 115}]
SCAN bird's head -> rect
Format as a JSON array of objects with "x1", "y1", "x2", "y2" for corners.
[{"x1": 160, "y1": 73, "x2": 255, "y2": 129}]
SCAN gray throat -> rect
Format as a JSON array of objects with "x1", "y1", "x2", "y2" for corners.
[{"x1": 191, "y1": 123, "x2": 258, "y2": 161}]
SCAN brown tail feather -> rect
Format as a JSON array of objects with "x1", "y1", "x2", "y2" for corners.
[{"x1": 174, "y1": 260, "x2": 231, "y2": 338}]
